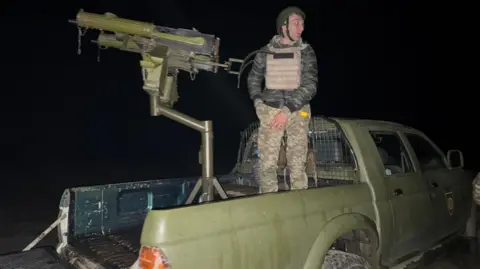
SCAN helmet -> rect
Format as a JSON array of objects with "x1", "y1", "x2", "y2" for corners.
[{"x1": 276, "y1": 6, "x2": 306, "y2": 35}]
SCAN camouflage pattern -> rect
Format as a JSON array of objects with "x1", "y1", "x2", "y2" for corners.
[
  {"x1": 247, "y1": 35, "x2": 318, "y2": 113},
  {"x1": 473, "y1": 172, "x2": 480, "y2": 205},
  {"x1": 247, "y1": 34, "x2": 317, "y2": 193},
  {"x1": 255, "y1": 102, "x2": 311, "y2": 193}
]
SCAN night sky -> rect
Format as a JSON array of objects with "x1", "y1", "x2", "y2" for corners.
[{"x1": 1, "y1": 0, "x2": 476, "y2": 199}]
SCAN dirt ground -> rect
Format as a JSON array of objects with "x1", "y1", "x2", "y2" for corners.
[{"x1": 418, "y1": 238, "x2": 480, "y2": 269}]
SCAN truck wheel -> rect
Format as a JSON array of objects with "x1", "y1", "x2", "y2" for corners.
[{"x1": 321, "y1": 249, "x2": 372, "y2": 269}]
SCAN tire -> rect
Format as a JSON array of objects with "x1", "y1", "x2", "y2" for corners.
[{"x1": 321, "y1": 250, "x2": 372, "y2": 269}]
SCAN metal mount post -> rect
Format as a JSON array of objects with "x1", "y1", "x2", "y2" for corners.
[{"x1": 149, "y1": 94, "x2": 228, "y2": 203}]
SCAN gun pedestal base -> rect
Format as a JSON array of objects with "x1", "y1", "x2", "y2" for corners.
[
  {"x1": 150, "y1": 96, "x2": 228, "y2": 203},
  {"x1": 185, "y1": 176, "x2": 228, "y2": 204}
]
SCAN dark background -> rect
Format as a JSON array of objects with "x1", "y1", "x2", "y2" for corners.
[{"x1": 0, "y1": 0, "x2": 476, "y2": 205}]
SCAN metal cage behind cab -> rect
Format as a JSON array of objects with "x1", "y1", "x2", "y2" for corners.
[{"x1": 230, "y1": 116, "x2": 358, "y2": 189}]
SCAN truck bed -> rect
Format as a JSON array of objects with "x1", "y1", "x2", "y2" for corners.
[
  {"x1": 61, "y1": 175, "x2": 265, "y2": 269},
  {"x1": 64, "y1": 183, "x2": 284, "y2": 268},
  {"x1": 66, "y1": 183, "x2": 258, "y2": 269}
]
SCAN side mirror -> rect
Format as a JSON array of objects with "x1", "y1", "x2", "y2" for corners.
[{"x1": 447, "y1": 149, "x2": 464, "y2": 169}]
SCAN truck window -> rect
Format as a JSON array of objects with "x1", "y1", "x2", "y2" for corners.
[
  {"x1": 404, "y1": 133, "x2": 446, "y2": 171},
  {"x1": 369, "y1": 131, "x2": 415, "y2": 175}
]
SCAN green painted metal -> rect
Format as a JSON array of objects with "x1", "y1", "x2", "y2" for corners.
[
  {"x1": 141, "y1": 184, "x2": 375, "y2": 269},
  {"x1": 138, "y1": 117, "x2": 472, "y2": 269}
]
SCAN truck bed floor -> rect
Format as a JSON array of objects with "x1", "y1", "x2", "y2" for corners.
[{"x1": 71, "y1": 225, "x2": 142, "y2": 269}]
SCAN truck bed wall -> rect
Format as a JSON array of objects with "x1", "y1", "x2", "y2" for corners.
[
  {"x1": 65, "y1": 174, "x2": 241, "y2": 239},
  {"x1": 139, "y1": 183, "x2": 376, "y2": 269},
  {"x1": 66, "y1": 177, "x2": 197, "y2": 239}
]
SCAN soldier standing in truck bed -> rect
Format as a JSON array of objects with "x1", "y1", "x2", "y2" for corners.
[{"x1": 247, "y1": 6, "x2": 318, "y2": 193}]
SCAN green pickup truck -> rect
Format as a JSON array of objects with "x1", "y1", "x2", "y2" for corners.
[{"x1": 1, "y1": 116, "x2": 473, "y2": 269}]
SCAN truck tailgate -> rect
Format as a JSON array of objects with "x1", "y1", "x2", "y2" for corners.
[{"x1": 0, "y1": 247, "x2": 75, "y2": 269}]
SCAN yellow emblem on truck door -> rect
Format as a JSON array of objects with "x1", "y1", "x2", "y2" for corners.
[{"x1": 444, "y1": 192, "x2": 454, "y2": 216}]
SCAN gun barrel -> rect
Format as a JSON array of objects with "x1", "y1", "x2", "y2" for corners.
[
  {"x1": 72, "y1": 10, "x2": 205, "y2": 46},
  {"x1": 75, "y1": 10, "x2": 155, "y2": 37}
]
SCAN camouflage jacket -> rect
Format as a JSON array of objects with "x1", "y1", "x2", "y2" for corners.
[
  {"x1": 473, "y1": 172, "x2": 480, "y2": 205},
  {"x1": 247, "y1": 35, "x2": 318, "y2": 113}
]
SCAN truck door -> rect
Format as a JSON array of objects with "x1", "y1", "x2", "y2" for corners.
[
  {"x1": 368, "y1": 130, "x2": 435, "y2": 261},
  {"x1": 402, "y1": 132, "x2": 467, "y2": 239}
]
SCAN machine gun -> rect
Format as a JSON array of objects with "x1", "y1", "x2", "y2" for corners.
[{"x1": 69, "y1": 10, "x2": 245, "y2": 203}]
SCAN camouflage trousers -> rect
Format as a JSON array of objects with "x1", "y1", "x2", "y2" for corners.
[{"x1": 255, "y1": 102, "x2": 311, "y2": 193}]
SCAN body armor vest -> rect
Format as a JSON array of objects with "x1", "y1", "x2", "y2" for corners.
[{"x1": 265, "y1": 45, "x2": 304, "y2": 91}]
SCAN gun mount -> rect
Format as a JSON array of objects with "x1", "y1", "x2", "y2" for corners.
[{"x1": 70, "y1": 9, "x2": 245, "y2": 203}]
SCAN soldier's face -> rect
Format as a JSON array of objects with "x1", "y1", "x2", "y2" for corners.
[{"x1": 283, "y1": 13, "x2": 304, "y2": 41}]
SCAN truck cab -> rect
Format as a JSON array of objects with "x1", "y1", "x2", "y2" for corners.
[{"x1": 357, "y1": 120, "x2": 472, "y2": 263}]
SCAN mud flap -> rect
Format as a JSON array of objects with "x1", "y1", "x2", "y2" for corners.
[{"x1": 0, "y1": 246, "x2": 74, "y2": 269}]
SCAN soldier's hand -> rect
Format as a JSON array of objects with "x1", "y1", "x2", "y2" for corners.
[{"x1": 270, "y1": 111, "x2": 288, "y2": 130}]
